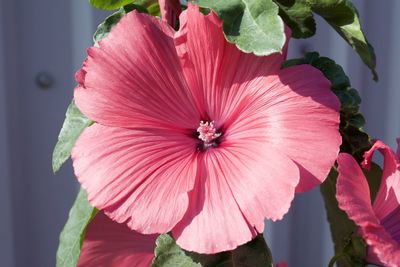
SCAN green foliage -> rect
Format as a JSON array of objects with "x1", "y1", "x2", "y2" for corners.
[
  {"x1": 273, "y1": 0, "x2": 315, "y2": 38},
  {"x1": 56, "y1": 189, "x2": 98, "y2": 267},
  {"x1": 152, "y1": 234, "x2": 273, "y2": 267},
  {"x1": 93, "y1": 3, "x2": 149, "y2": 44},
  {"x1": 89, "y1": 0, "x2": 377, "y2": 78},
  {"x1": 311, "y1": 0, "x2": 378, "y2": 81},
  {"x1": 147, "y1": 2, "x2": 161, "y2": 16},
  {"x1": 273, "y1": 0, "x2": 377, "y2": 80},
  {"x1": 195, "y1": 0, "x2": 286, "y2": 56},
  {"x1": 89, "y1": 0, "x2": 134, "y2": 10},
  {"x1": 52, "y1": 101, "x2": 92, "y2": 172},
  {"x1": 152, "y1": 234, "x2": 201, "y2": 267}
]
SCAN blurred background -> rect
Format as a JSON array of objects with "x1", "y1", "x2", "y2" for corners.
[{"x1": 0, "y1": 0, "x2": 399, "y2": 266}]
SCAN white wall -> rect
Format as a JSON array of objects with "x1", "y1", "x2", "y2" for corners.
[{"x1": 0, "y1": 0, "x2": 15, "y2": 265}]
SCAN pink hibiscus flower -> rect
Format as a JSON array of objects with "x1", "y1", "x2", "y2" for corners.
[
  {"x1": 336, "y1": 139, "x2": 400, "y2": 266},
  {"x1": 78, "y1": 212, "x2": 157, "y2": 267},
  {"x1": 71, "y1": 4, "x2": 341, "y2": 253}
]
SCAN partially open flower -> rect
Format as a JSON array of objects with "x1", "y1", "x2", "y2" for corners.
[
  {"x1": 337, "y1": 140, "x2": 400, "y2": 266},
  {"x1": 72, "y1": 4, "x2": 341, "y2": 253},
  {"x1": 78, "y1": 212, "x2": 157, "y2": 267}
]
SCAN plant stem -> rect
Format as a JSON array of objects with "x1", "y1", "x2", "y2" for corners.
[{"x1": 327, "y1": 253, "x2": 345, "y2": 267}]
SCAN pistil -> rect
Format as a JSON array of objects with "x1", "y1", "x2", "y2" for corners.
[{"x1": 197, "y1": 121, "x2": 221, "y2": 148}]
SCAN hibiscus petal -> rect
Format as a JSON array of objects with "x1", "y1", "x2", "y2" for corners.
[
  {"x1": 174, "y1": 4, "x2": 290, "y2": 123},
  {"x1": 172, "y1": 143, "x2": 298, "y2": 254},
  {"x1": 72, "y1": 124, "x2": 198, "y2": 234},
  {"x1": 219, "y1": 141, "x2": 299, "y2": 229},
  {"x1": 336, "y1": 153, "x2": 400, "y2": 267},
  {"x1": 379, "y1": 205, "x2": 400, "y2": 243},
  {"x1": 362, "y1": 225, "x2": 400, "y2": 267},
  {"x1": 78, "y1": 212, "x2": 157, "y2": 267},
  {"x1": 336, "y1": 153, "x2": 378, "y2": 227},
  {"x1": 363, "y1": 140, "x2": 400, "y2": 221},
  {"x1": 75, "y1": 11, "x2": 199, "y2": 130},
  {"x1": 254, "y1": 65, "x2": 340, "y2": 192},
  {"x1": 172, "y1": 151, "x2": 258, "y2": 254}
]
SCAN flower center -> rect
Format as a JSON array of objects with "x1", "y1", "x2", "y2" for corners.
[{"x1": 197, "y1": 121, "x2": 221, "y2": 148}]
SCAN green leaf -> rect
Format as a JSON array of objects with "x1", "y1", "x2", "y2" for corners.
[
  {"x1": 147, "y1": 2, "x2": 161, "y2": 16},
  {"x1": 305, "y1": 53, "x2": 351, "y2": 90},
  {"x1": 342, "y1": 235, "x2": 367, "y2": 267},
  {"x1": 89, "y1": 0, "x2": 134, "y2": 10},
  {"x1": 56, "y1": 188, "x2": 98, "y2": 267},
  {"x1": 195, "y1": 0, "x2": 286, "y2": 56},
  {"x1": 93, "y1": 3, "x2": 148, "y2": 44},
  {"x1": 275, "y1": 0, "x2": 377, "y2": 80},
  {"x1": 348, "y1": 113, "x2": 365, "y2": 129},
  {"x1": 309, "y1": 0, "x2": 378, "y2": 81},
  {"x1": 152, "y1": 234, "x2": 273, "y2": 267},
  {"x1": 273, "y1": 0, "x2": 316, "y2": 38},
  {"x1": 152, "y1": 234, "x2": 201, "y2": 267},
  {"x1": 52, "y1": 101, "x2": 92, "y2": 173}
]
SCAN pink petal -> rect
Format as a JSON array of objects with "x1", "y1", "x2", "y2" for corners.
[
  {"x1": 174, "y1": 4, "x2": 290, "y2": 124},
  {"x1": 380, "y1": 205, "x2": 400, "y2": 243},
  {"x1": 336, "y1": 153, "x2": 378, "y2": 227},
  {"x1": 249, "y1": 65, "x2": 340, "y2": 192},
  {"x1": 363, "y1": 140, "x2": 400, "y2": 221},
  {"x1": 363, "y1": 224, "x2": 400, "y2": 267},
  {"x1": 75, "y1": 58, "x2": 88, "y2": 86},
  {"x1": 159, "y1": 0, "x2": 181, "y2": 27},
  {"x1": 78, "y1": 212, "x2": 157, "y2": 267},
  {"x1": 172, "y1": 143, "x2": 298, "y2": 254},
  {"x1": 362, "y1": 140, "x2": 400, "y2": 246},
  {"x1": 172, "y1": 151, "x2": 257, "y2": 254},
  {"x1": 218, "y1": 137, "x2": 299, "y2": 228},
  {"x1": 72, "y1": 124, "x2": 198, "y2": 234},
  {"x1": 337, "y1": 153, "x2": 400, "y2": 267},
  {"x1": 74, "y1": 11, "x2": 199, "y2": 130}
]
